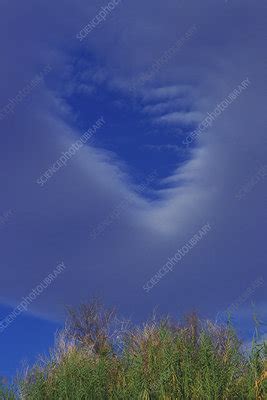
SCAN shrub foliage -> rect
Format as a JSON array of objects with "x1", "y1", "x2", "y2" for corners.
[{"x1": 3, "y1": 300, "x2": 267, "y2": 399}]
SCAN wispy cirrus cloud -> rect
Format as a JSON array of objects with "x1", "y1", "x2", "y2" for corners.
[
  {"x1": 142, "y1": 100, "x2": 184, "y2": 115},
  {"x1": 142, "y1": 85, "x2": 192, "y2": 101},
  {"x1": 155, "y1": 110, "x2": 203, "y2": 125}
]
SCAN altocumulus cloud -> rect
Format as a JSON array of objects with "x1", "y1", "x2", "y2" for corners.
[{"x1": 0, "y1": 0, "x2": 266, "y2": 323}]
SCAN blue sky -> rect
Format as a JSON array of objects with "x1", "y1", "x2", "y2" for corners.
[{"x1": 0, "y1": 0, "x2": 266, "y2": 379}]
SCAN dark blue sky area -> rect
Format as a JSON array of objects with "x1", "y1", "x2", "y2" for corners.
[
  {"x1": 50, "y1": 53, "x2": 194, "y2": 191},
  {"x1": 0, "y1": 305, "x2": 60, "y2": 379}
]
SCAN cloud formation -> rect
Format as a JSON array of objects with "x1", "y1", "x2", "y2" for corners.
[{"x1": 0, "y1": 0, "x2": 266, "y2": 325}]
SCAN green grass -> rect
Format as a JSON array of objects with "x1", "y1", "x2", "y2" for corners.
[
  {"x1": 0, "y1": 380, "x2": 16, "y2": 399},
  {"x1": 2, "y1": 302, "x2": 267, "y2": 399}
]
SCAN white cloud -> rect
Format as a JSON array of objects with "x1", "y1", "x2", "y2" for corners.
[
  {"x1": 142, "y1": 99, "x2": 189, "y2": 115},
  {"x1": 0, "y1": 0, "x2": 266, "y2": 324},
  {"x1": 155, "y1": 111, "x2": 203, "y2": 125},
  {"x1": 142, "y1": 85, "x2": 192, "y2": 101}
]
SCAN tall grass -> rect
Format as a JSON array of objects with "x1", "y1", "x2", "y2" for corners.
[
  {"x1": 0, "y1": 379, "x2": 16, "y2": 399},
  {"x1": 17, "y1": 302, "x2": 267, "y2": 400},
  {"x1": 5, "y1": 301, "x2": 267, "y2": 399}
]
